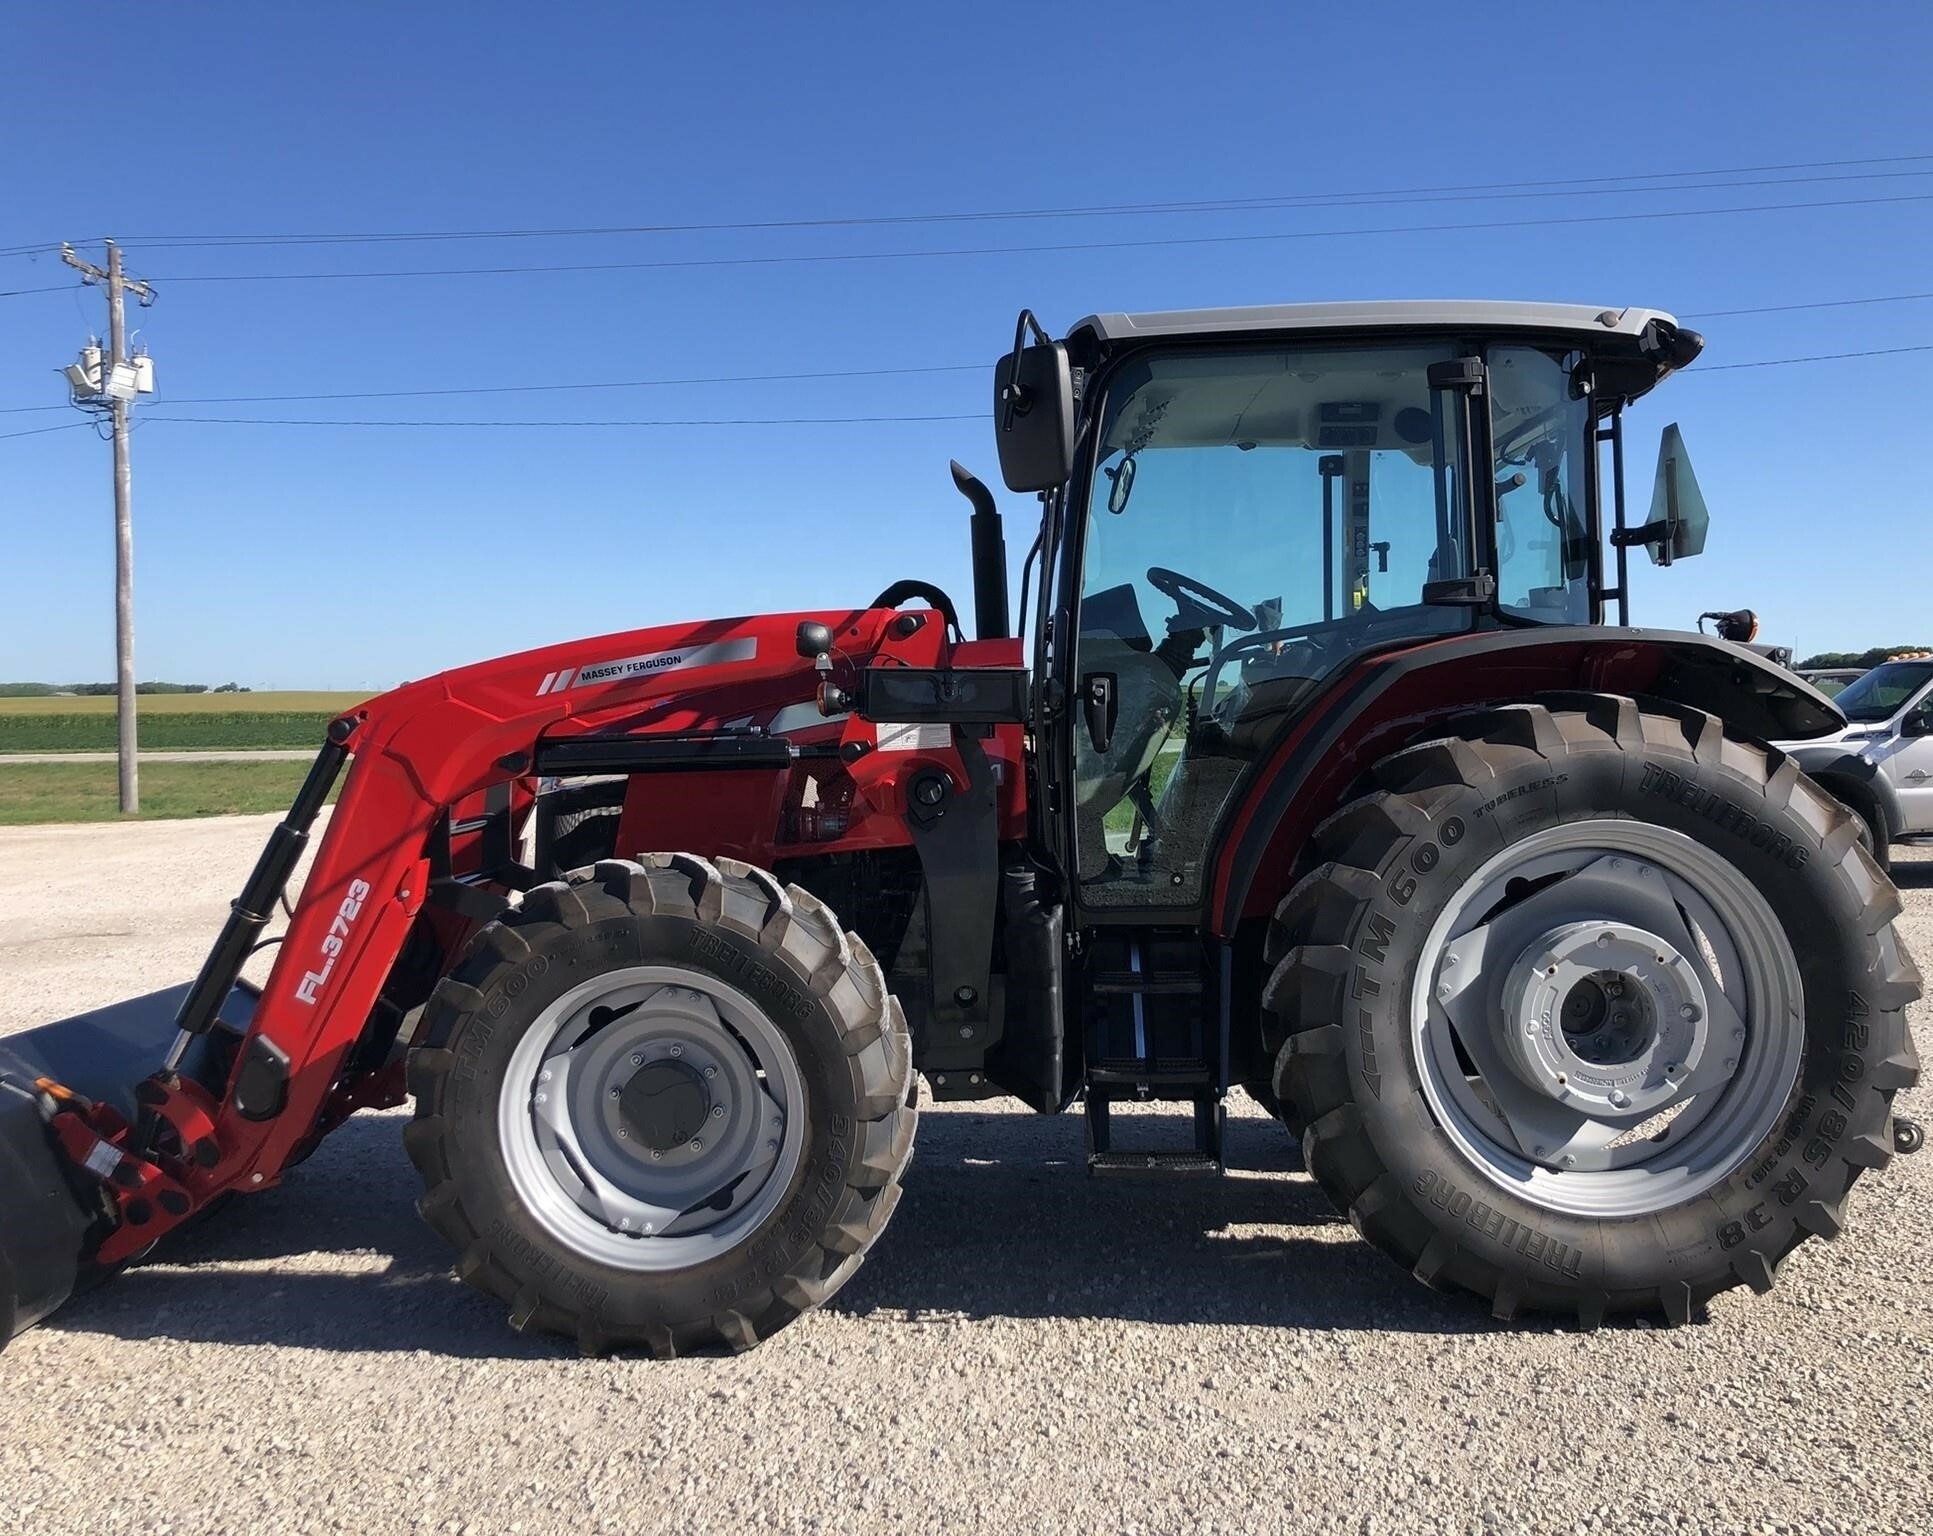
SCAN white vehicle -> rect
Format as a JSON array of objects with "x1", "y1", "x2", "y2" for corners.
[{"x1": 1777, "y1": 656, "x2": 1933, "y2": 866}]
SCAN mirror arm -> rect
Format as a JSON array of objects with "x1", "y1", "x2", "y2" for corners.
[
  {"x1": 1002, "y1": 309, "x2": 1052, "y2": 431},
  {"x1": 1609, "y1": 518, "x2": 1673, "y2": 549}
]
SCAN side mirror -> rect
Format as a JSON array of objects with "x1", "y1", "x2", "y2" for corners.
[
  {"x1": 1901, "y1": 710, "x2": 1932, "y2": 739},
  {"x1": 1641, "y1": 423, "x2": 1711, "y2": 566},
  {"x1": 993, "y1": 311, "x2": 1076, "y2": 494}
]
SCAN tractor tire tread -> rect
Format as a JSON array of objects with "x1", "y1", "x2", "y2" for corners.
[
  {"x1": 1262, "y1": 697, "x2": 1921, "y2": 1326},
  {"x1": 407, "y1": 854, "x2": 916, "y2": 1356}
]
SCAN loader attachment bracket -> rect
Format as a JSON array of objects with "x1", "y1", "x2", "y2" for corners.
[{"x1": 900, "y1": 729, "x2": 1004, "y2": 1080}]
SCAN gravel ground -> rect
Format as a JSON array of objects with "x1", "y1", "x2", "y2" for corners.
[{"x1": 0, "y1": 815, "x2": 1927, "y2": 1536}]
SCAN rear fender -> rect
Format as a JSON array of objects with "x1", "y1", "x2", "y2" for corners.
[{"x1": 1211, "y1": 626, "x2": 1843, "y2": 931}]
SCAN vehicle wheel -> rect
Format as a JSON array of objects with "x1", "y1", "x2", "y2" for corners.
[
  {"x1": 407, "y1": 852, "x2": 916, "y2": 1355},
  {"x1": 1265, "y1": 696, "x2": 1921, "y2": 1324}
]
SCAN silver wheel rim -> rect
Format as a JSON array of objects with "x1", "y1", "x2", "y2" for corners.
[
  {"x1": 498, "y1": 964, "x2": 807, "y2": 1271},
  {"x1": 1412, "y1": 820, "x2": 1803, "y2": 1218}
]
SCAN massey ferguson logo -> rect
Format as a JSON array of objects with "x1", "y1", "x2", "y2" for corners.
[
  {"x1": 535, "y1": 637, "x2": 758, "y2": 695},
  {"x1": 295, "y1": 878, "x2": 372, "y2": 1005}
]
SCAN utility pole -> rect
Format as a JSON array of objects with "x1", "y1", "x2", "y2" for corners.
[{"x1": 60, "y1": 242, "x2": 154, "y2": 814}]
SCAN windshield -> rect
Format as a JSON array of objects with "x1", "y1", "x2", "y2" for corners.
[
  {"x1": 1086, "y1": 342, "x2": 1475, "y2": 641},
  {"x1": 1834, "y1": 661, "x2": 1933, "y2": 723}
]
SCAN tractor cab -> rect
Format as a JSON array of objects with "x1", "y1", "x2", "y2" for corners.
[{"x1": 996, "y1": 302, "x2": 1712, "y2": 912}]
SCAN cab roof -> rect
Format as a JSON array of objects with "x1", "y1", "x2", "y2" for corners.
[
  {"x1": 1065, "y1": 301, "x2": 1700, "y2": 401},
  {"x1": 1070, "y1": 300, "x2": 1680, "y2": 344}
]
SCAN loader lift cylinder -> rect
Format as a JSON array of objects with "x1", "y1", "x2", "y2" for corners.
[{"x1": 163, "y1": 733, "x2": 351, "y2": 1071}]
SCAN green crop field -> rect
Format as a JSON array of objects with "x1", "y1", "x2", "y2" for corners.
[
  {"x1": 0, "y1": 690, "x2": 368, "y2": 715},
  {"x1": 0, "y1": 691, "x2": 368, "y2": 753},
  {"x1": 0, "y1": 760, "x2": 339, "y2": 825}
]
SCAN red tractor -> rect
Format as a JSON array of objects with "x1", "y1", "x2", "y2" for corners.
[{"x1": 3, "y1": 301, "x2": 1921, "y2": 1353}]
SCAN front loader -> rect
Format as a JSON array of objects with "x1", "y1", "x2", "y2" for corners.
[{"x1": 3, "y1": 299, "x2": 1922, "y2": 1352}]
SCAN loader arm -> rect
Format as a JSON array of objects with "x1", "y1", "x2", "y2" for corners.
[{"x1": 16, "y1": 609, "x2": 938, "y2": 1278}]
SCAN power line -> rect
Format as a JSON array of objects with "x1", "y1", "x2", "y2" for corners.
[
  {"x1": 6, "y1": 152, "x2": 1929, "y2": 256},
  {"x1": 0, "y1": 420, "x2": 92, "y2": 441},
  {"x1": 1689, "y1": 342, "x2": 1933, "y2": 371},
  {"x1": 127, "y1": 192, "x2": 1933, "y2": 286},
  {"x1": 1682, "y1": 291, "x2": 1933, "y2": 318},
  {"x1": 0, "y1": 362, "x2": 987, "y2": 415},
  {"x1": 1, "y1": 292, "x2": 1926, "y2": 419},
  {"x1": 10, "y1": 340, "x2": 1927, "y2": 441},
  {"x1": 138, "y1": 412, "x2": 983, "y2": 428},
  {"x1": 121, "y1": 345, "x2": 1933, "y2": 427}
]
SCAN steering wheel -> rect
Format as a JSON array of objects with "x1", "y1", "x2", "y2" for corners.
[{"x1": 1146, "y1": 567, "x2": 1257, "y2": 633}]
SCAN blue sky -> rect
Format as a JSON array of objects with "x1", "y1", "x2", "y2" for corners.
[{"x1": 3, "y1": 2, "x2": 1930, "y2": 688}]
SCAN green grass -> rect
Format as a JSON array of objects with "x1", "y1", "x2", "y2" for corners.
[
  {"x1": 0, "y1": 690, "x2": 367, "y2": 715},
  {"x1": 0, "y1": 691, "x2": 368, "y2": 753},
  {"x1": 1103, "y1": 745, "x2": 1182, "y2": 838},
  {"x1": 0, "y1": 760, "x2": 338, "y2": 824}
]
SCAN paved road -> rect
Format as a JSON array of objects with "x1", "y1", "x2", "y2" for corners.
[
  {"x1": 0, "y1": 815, "x2": 1927, "y2": 1536},
  {"x1": 0, "y1": 749, "x2": 314, "y2": 765}
]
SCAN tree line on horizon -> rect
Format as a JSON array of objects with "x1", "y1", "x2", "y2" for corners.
[
  {"x1": 0, "y1": 681, "x2": 251, "y2": 697},
  {"x1": 1796, "y1": 647, "x2": 1933, "y2": 671}
]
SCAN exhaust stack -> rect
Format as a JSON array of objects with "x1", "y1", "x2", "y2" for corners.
[{"x1": 951, "y1": 460, "x2": 1010, "y2": 641}]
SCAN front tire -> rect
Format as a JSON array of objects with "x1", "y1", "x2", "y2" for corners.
[
  {"x1": 407, "y1": 853, "x2": 915, "y2": 1355},
  {"x1": 1267, "y1": 697, "x2": 1920, "y2": 1323}
]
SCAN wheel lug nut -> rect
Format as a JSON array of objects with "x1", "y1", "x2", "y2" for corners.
[
  {"x1": 767, "y1": 1139, "x2": 780, "y2": 1151},
  {"x1": 618, "y1": 1217, "x2": 631, "y2": 1230},
  {"x1": 1681, "y1": 1005, "x2": 1700, "y2": 1022},
  {"x1": 642, "y1": 1223, "x2": 655, "y2": 1235},
  {"x1": 710, "y1": 1105, "x2": 725, "y2": 1119},
  {"x1": 610, "y1": 1087, "x2": 621, "y2": 1099},
  {"x1": 617, "y1": 1127, "x2": 628, "y2": 1139},
  {"x1": 669, "y1": 1044, "x2": 684, "y2": 1058},
  {"x1": 1560, "y1": 1154, "x2": 1577, "y2": 1169},
  {"x1": 630, "y1": 1053, "x2": 644, "y2": 1067},
  {"x1": 1610, "y1": 1090, "x2": 1630, "y2": 1108},
  {"x1": 533, "y1": 1092, "x2": 547, "y2": 1105},
  {"x1": 689, "y1": 1138, "x2": 703, "y2": 1151},
  {"x1": 1596, "y1": 932, "x2": 1613, "y2": 948},
  {"x1": 1436, "y1": 983, "x2": 1451, "y2": 1001},
  {"x1": 703, "y1": 1066, "x2": 718, "y2": 1079},
  {"x1": 1733, "y1": 1028, "x2": 1745, "y2": 1043},
  {"x1": 1724, "y1": 1058, "x2": 1737, "y2": 1072},
  {"x1": 650, "y1": 1149, "x2": 662, "y2": 1161},
  {"x1": 538, "y1": 1070, "x2": 552, "y2": 1084}
]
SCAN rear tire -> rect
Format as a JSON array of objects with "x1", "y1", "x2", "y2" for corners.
[
  {"x1": 407, "y1": 853, "x2": 916, "y2": 1355},
  {"x1": 1266, "y1": 697, "x2": 1920, "y2": 1323}
]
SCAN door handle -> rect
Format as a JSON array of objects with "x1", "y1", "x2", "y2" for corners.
[{"x1": 1082, "y1": 672, "x2": 1117, "y2": 754}]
